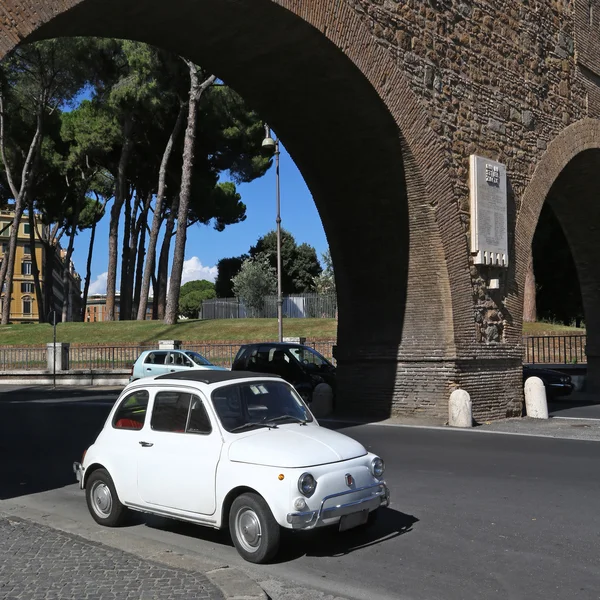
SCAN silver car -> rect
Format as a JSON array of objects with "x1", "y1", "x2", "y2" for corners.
[{"x1": 129, "y1": 349, "x2": 227, "y2": 382}]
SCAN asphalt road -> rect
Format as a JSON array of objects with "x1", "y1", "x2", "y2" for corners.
[{"x1": 1, "y1": 386, "x2": 600, "y2": 600}]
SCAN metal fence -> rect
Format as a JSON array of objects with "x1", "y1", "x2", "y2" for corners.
[
  {"x1": 0, "y1": 336, "x2": 587, "y2": 371},
  {"x1": 523, "y1": 335, "x2": 587, "y2": 364},
  {"x1": 69, "y1": 345, "x2": 153, "y2": 370},
  {"x1": 0, "y1": 346, "x2": 47, "y2": 370},
  {"x1": 200, "y1": 294, "x2": 337, "y2": 320}
]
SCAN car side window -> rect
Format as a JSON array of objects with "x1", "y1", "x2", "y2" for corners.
[
  {"x1": 151, "y1": 391, "x2": 190, "y2": 432},
  {"x1": 187, "y1": 395, "x2": 212, "y2": 435},
  {"x1": 113, "y1": 390, "x2": 149, "y2": 430},
  {"x1": 145, "y1": 352, "x2": 167, "y2": 365}
]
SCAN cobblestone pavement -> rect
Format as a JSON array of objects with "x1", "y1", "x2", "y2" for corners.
[{"x1": 0, "y1": 517, "x2": 223, "y2": 600}]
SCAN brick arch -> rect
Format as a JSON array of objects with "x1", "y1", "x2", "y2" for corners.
[
  {"x1": 0, "y1": 0, "x2": 472, "y2": 415},
  {"x1": 510, "y1": 118, "x2": 600, "y2": 389}
]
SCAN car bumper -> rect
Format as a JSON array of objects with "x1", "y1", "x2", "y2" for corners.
[
  {"x1": 73, "y1": 462, "x2": 84, "y2": 489},
  {"x1": 286, "y1": 482, "x2": 389, "y2": 530},
  {"x1": 547, "y1": 383, "x2": 574, "y2": 396}
]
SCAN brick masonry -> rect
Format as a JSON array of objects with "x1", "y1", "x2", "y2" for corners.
[{"x1": 0, "y1": 0, "x2": 597, "y2": 419}]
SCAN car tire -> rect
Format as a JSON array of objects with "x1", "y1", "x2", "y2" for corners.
[
  {"x1": 229, "y1": 493, "x2": 280, "y2": 564},
  {"x1": 85, "y1": 468, "x2": 128, "y2": 527}
]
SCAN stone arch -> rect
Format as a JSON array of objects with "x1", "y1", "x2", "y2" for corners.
[
  {"x1": 510, "y1": 118, "x2": 600, "y2": 389},
  {"x1": 0, "y1": 0, "x2": 472, "y2": 415}
]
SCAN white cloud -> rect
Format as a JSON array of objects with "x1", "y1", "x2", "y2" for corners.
[
  {"x1": 181, "y1": 257, "x2": 218, "y2": 285},
  {"x1": 88, "y1": 272, "x2": 108, "y2": 295}
]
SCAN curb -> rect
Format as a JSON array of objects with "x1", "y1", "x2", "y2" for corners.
[{"x1": 0, "y1": 505, "x2": 267, "y2": 600}]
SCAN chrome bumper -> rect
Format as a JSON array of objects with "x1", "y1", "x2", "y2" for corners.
[
  {"x1": 287, "y1": 481, "x2": 389, "y2": 530},
  {"x1": 73, "y1": 462, "x2": 84, "y2": 489}
]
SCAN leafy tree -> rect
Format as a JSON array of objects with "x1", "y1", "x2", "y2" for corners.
[
  {"x1": 231, "y1": 257, "x2": 276, "y2": 314},
  {"x1": 249, "y1": 229, "x2": 321, "y2": 294},
  {"x1": 215, "y1": 255, "x2": 247, "y2": 297},
  {"x1": 0, "y1": 38, "x2": 92, "y2": 323},
  {"x1": 313, "y1": 248, "x2": 336, "y2": 295},
  {"x1": 178, "y1": 279, "x2": 216, "y2": 318},
  {"x1": 532, "y1": 203, "x2": 584, "y2": 326}
]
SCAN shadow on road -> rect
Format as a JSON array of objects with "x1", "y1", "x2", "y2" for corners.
[
  {"x1": 0, "y1": 397, "x2": 113, "y2": 500},
  {"x1": 142, "y1": 507, "x2": 417, "y2": 563}
]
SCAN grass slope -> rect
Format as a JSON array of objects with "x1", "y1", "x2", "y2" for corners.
[
  {"x1": 0, "y1": 318, "x2": 338, "y2": 346},
  {"x1": 0, "y1": 319, "x2": 584, "y2": 347}
]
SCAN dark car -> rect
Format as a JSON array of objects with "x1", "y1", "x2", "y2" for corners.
[
  {"x1": 523, "y1": 365, "x2": 574, "y2": 398},
  {"x1": 231, "y1": 342, "x2": 336, "y2": 404}
]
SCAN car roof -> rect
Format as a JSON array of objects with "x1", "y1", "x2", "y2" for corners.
[
  {"x1": 239, "y1": 342, "x2": 305, "y2": 349},
  {"x1": 155, "y1": 370, "x2": 282, "y2": 384}
]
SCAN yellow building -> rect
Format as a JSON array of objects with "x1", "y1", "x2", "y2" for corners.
[{"x1": 0, "y1": 210, "x2": 82, "y2": 323}]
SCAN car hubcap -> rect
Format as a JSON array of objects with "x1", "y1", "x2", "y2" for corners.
[
  {"x1": 235, "y1": 508, "x2": 262, "y2": 553},
  {"x1": 91, "y1": 482, "x2": 113, "y2": 518}
]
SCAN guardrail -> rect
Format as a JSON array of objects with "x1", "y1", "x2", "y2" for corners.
[
  {"x1": 523, "y1": 335, "x2": 587, "y2": 365},
  {"x1": 69, "y1": 345, "x2": 153, "y2": 370},
  {"x1": 0, "y1": 347, "x2": 47, "y2": 370},
  {"x1": 0, "y1": 337, "x2": 585, "y2": 371}
]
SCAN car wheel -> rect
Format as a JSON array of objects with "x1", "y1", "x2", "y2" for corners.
[
  {"x1": 85, "y1": 468, "x2": 128, "y2": 527},
  {"x1": 366, "y1": 508, "x2": 379, "y2": 527},
  {"x1": 229, "y1": 493, "x2": 280, "y2": 564}
]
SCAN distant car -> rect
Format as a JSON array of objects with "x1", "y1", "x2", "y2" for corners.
[
  {"x1": 130, "y1": 349, "x2": 227, "y2": 382},
  {"x1": 73, "y1": 370, "x2": 389, "y2": 564},
  {"x1": 523, "y1": 365, "x2": 574, "y2": 397},
  {"x1": 231, "y1": 342, "x2": 335, "y2": 404}
]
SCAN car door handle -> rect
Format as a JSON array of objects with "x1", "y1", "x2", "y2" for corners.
[
  {"x1": 146, "y1": 368, "x2": 152, "y2": 371},
  {"x1": 139, "y1": 441, "x2": 153, "y2": 447},
  {"x1": 170, "y1": 369, "x2": 176, "y2": 372}
]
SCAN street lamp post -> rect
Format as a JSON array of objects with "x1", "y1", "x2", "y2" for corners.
[{"x1": 262, "y1": 125, "x2": 283, "y2": 342}]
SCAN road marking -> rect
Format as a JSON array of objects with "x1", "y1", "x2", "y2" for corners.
[
  {"x1": 550, "y1": 416, "x2": 600, "y2": 422},
  {"x1": 321, "y1": 419, "x2": 600, "y2": 441}
]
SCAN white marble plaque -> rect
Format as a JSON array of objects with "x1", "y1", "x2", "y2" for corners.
[{"x1": 469, "y1": 155, "x2": 508, "y2": 266}]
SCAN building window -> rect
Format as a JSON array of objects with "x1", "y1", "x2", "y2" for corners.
[
  {"x1": 23, "y1": 244, "x2": 31, "y2": 255},
  {"x1": 23, "y1": 223, "x2": 30, "y2": 235},
  {"x1": 21, "y1": 282, "x2": 34, "y2": 293},
  {"x1": 22, "y1": 297, "x2": 32, "y2": 315},
  {"x1": 22, "y1": 261, "x2": 32, "y2": 275},
  {"x1": 0, "y1": 224, "x2": 9, "y2": 237},
  {"x1": 1, "y1": 243, "x2": 7, "y2": 253}
]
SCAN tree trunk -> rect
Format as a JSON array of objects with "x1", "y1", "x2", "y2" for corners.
[
  {"x1": 151, "y1": 273, "x2": 158, "y2": 319},
  {"x1": 106, "y1": 120, "x2": 133, "y2": 322},
  {"x1": 28, "y1": 205, "x2": 45, "y2": 322},
  {"x1": 164, "y1": 66, "x2": 216, "y2": 324},
  {"x1": 81, "y1": 219, "x2": 97, "y2": 321},
  {"x1": 523, "y1": 253, "x2": 537, "y2": 323},
  {"x1": 156, "y1": 207, "x2": 176, "y2": 320},
  {"x1": 61, "y1": 200, "x2": 81, "y2": 322},
  {"x1": 137, "y1": 102, "x2": 186, "y2": 320},
  {"x1": 119, "y1": 189, "x2": 134, "y2": 320},
  {"x1": 132, "y1": 191, "x2": 152, "y2": 319}
]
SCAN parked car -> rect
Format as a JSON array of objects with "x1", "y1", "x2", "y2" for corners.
[
  {"x1": 130, "y1": 349, "x2": 227, "y2": 382},
  {"x1": 73, "y1": 370, "x2": 389, "y2": 563},
  {"x1": 231, "y1": 342, "x2": 336, "y2": 404},
  {"x1": 523, "y1": 365, "x2": 574, "y2": 397}
]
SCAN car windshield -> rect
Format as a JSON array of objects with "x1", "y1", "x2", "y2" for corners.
[
  {"x1": 287, "y1": 346, "x2": 333, "y2": 370},
  {"x1": 211, "y1": 380, "x2": 313, "y2": 433},
  {"x1": 185, "y1": 351, "x2": 213, "y2": 366}
]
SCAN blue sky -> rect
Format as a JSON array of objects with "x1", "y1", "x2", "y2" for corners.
[{"x1": 78, "y1": 142, "x2": 329, "y2": 294}]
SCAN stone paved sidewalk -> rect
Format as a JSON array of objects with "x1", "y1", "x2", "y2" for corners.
[{"x1": 0, "y1": 517, "x2": 223, "y2": 600}]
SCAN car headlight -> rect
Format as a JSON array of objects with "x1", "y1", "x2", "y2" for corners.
[
  {"x1": 298, "y1": 472, "x2": 317, "y2": 497},
  {"x1": 370, "y1": 457, "x2": 385, "y2": 478},
  {"x1": 561, "y1": 376, "x2": 570, "y2": 383}
]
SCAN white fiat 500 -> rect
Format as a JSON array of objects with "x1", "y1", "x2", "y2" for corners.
[{"x1": 73, "y1": 370, "x2": 389, "y2": 563}]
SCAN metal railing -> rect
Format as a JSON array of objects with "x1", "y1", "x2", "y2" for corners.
[
  {"x1": 0, "y1": 346, "x2": 47, "y2": 370},
  {"x1": 69, "y1": 345, "x2": 153, "y2": 370},
  {"x1": 200, "y1": 294, "x2": 337, "y2": 319},
  {"x1": 523, "y1": 335, "x2": 587, "y2": 365}
]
